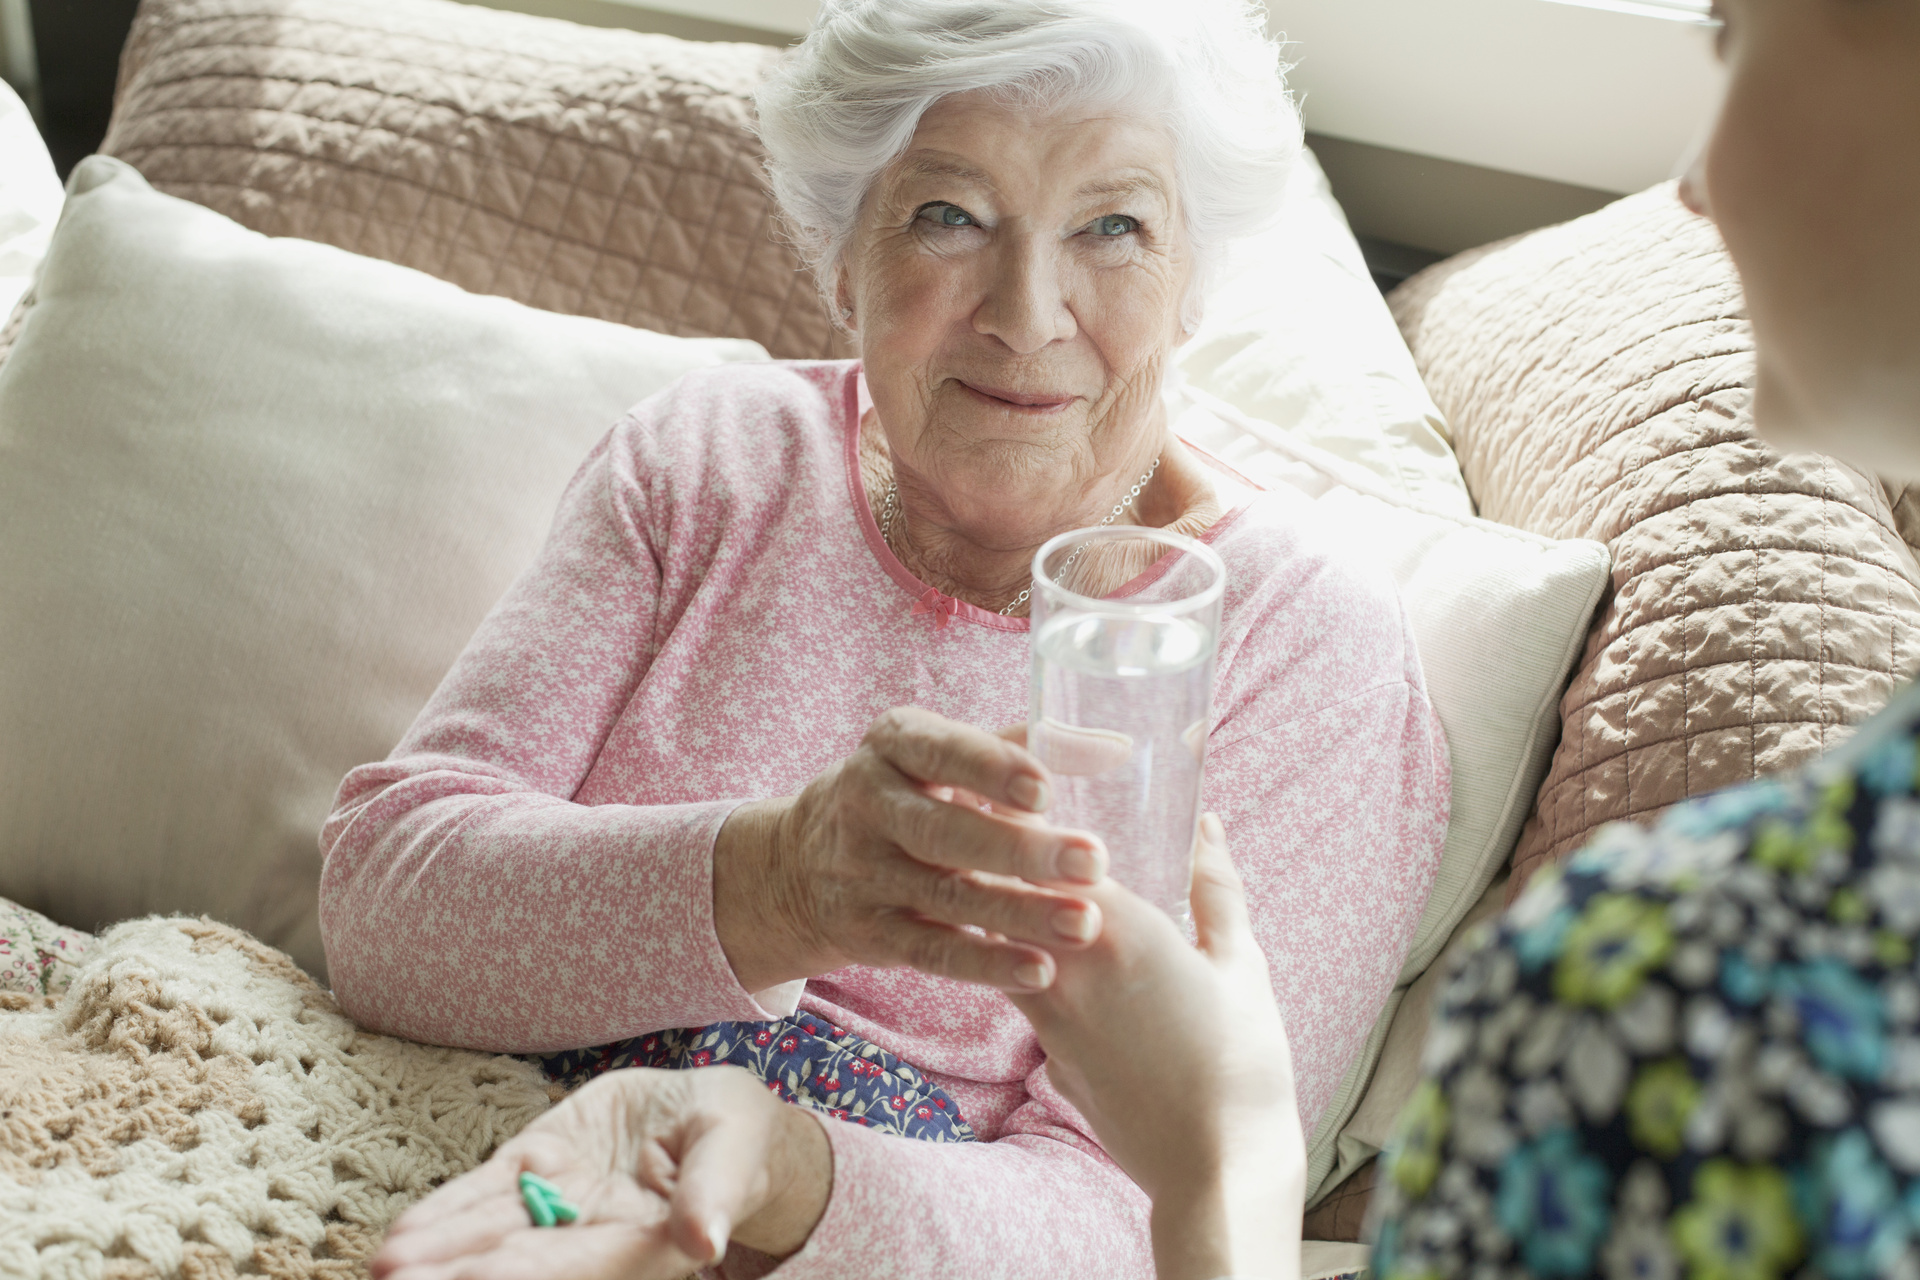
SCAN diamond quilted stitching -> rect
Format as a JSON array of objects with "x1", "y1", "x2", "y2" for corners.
[
  {"x1": 1392, "y1": 183, "x2": 1920, "y2": 896},
  {"x1": 101, "y1": 0, "x2": 847, "y2": 360}
]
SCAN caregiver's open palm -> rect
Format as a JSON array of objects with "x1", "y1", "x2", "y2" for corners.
[
  {"x1": 713, "y1": 707, "x2": 1110, "y2": 995},
  {"x1": 371, "y1": 1067, "x2": 827, "y2": 1280}
]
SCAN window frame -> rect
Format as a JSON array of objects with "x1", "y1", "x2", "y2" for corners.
[
  {"x1": 1272, "y1": 0, "x2": 1725, "y2": 193},
  {"x1": 587, "y1": 0, "x2": 1724, "y2": 196}
]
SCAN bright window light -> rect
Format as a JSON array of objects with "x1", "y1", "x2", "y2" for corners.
[{"x1": 1543, "y1": 0, "x2": 1714, "y2": 21}]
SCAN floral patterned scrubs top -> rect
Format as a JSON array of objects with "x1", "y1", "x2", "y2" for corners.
[{"x1": 1370, "y1": 680, "x2": 1920, "y2": 1280}]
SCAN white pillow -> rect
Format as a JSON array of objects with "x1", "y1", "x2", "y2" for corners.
[
  {"x1": 1177, "y1": 148, "x2": 1473, "y2": 519},
  {"x1": 0, "y1": 79, "x2": 61, "y2": 319},
  {"x1": 0, "y1": 157, "x2": 769, "y2": 979},
  {"x1": 1171, "y1": 385, "x2": 1610, "y2": 1200}
]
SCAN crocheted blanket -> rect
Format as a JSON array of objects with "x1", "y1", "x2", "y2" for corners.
[{"x1": 0, "y1": 901, "x2": 558, "y2": 1278}]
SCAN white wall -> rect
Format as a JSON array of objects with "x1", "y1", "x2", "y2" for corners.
[
  {"x1": 545, "y1": 0, "x2": 1724, "y2": 197},
  {"x1": 1272, "y1": 0, "x2": 1725, "y2": 194},
  {"x1": 617, "y1": 0, "x2": 814, "y2": 36}
]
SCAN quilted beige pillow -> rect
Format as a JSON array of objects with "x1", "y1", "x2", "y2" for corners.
[
  {"x1": 101, "y1": 0, "x2": 846, "y2": 361},
  {"x1": 1392, "y1": 184, "x2": 1920, "y2": 895}
]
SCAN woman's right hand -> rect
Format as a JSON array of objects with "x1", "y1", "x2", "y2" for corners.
[{"x1": 712, "y1": 706, "x2": 1110, "y2": 995}]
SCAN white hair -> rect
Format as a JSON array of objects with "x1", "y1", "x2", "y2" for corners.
[{"x1": 753, "y1": 0, "x2": 1302, "y2": 328}]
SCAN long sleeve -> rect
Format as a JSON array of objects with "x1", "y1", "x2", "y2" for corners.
[
  {"x1": 318, "y1": 425, "x2": 794, "y2": 1052},
  {"x1": 315, "y1": 356, "x2": 1449, "y2": 1280},
  {"x1": 754, "y1": 663, "x2": 1446, "y2": 1280}
]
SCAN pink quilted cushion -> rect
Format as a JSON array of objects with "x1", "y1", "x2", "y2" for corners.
[
  {"x1": 100, "y1": 0, "x2": 845, "y2": 361},
  {"x1": 1392, "y1": 184, "x2": 1920, "y2": 895}
]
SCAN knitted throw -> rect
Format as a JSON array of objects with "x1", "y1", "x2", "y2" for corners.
[{"x1": 0, "y1": 911, "x2": 559, "y2": 1278}]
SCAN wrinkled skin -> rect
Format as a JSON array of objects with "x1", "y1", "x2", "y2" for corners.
[
  {"x1": 843, "y1": 89, "x2": 1211, "y2": 610},
  {"x1": 371, "y1": 1066, "x2": 829, "y2": 1280},
  {"x1": 714, "y1": 709, "x2": 1110, "y2": 999}
]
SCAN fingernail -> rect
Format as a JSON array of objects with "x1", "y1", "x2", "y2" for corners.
[
  {"x1": 1057, "y1": 842, "x2": 1104, "y2": 884},
  {"x1": 1013, "y1": 960, "x2": 1051, "y2": 990},
  {"x1": 1202, "y1": 813, "x2": 1225, "y2": 842},
  {"x1": 1009, "y1": 774, "x2": 1049, "y2": 812},
  {"x1": 1051, "y1": 906, "x2": 1096, "y2": 942},
  {"x1": 706, "y1": 1215, "x2": 731, "y2": 1263}
]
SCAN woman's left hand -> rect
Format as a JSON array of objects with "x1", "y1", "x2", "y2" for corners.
[{"x1": 370, "y1": 1066, "x2": 831, "y2": 1280}]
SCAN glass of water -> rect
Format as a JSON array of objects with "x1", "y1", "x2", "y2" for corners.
[{"x1": 1027, "y1": 527, "x2": 1227, "y2": 926}]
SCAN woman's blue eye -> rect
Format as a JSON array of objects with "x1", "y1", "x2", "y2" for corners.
[
  {"x1": 1094, "y1": 215, "x2": 1138, "y2": 237},
  {"x1": 920, "y1": 203, "x2": 975, "y2": 227}
]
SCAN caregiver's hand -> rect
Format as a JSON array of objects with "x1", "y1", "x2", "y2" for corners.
[
  {"x1": 1010, "y1": 815, "x2": 1303, "y2": 1280},
  {"x1": 713, "y1": 706, "x2": 1110, "y2": 995},
  {"x1": 371, "y1": 1066, "x2": 831, "y2": 1280}
]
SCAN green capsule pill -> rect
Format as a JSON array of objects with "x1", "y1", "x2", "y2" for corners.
[{"x1": 518, "y1": 1171, "x2": 581, "y2": 1227}]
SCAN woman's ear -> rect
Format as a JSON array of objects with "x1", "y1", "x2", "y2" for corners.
[
  {"x1": 1176, "y1": 268, "x2": 1205, "y2": 343},
  {"x1": 1177, "y1": 298, "x2": 1202, "y2": 344},
  {"x1": 833, "y1": 269, "x2": 857, "y2": 333}
]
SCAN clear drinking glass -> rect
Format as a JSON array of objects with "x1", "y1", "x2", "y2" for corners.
[{"x1": 1027, "y1": 527, "x2": 1227, "y2": 926}]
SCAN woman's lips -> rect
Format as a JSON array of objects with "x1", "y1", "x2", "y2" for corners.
[{"x1": 957, "y1": 380, "x2": 1078, "y2": 414}]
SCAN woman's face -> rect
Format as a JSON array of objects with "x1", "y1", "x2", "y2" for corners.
[
  {"x1": 841, "y1": 91, "x2": 1192, "y2": 548},
  {"x1": 1682, "y1": 0, "x2": 1920, "y2": 476}
]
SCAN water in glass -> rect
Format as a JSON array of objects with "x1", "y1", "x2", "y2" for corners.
[{"x1": 1030, "y1": 608, "x2": 1215, "y2": 925}]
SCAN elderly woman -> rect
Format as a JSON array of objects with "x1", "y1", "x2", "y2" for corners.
[{"x1": 340, "y1": 1, "x2": 1449, "y2": 1276}]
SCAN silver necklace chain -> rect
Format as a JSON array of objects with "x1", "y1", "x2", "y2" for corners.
[{"x1": 878, "y1": 455, "x2": 1162, "y2": 617}]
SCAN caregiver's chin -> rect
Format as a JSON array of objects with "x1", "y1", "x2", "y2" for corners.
[{"x1": 1681, "y1": 0, "x2": 1920, "y2": 478}]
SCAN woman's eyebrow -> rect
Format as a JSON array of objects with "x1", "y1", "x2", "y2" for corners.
[
  {"x1": 1075, "y1": 173, "x2": 1170, "y2": 204},
  {"x1": 895, "y1": 153, "x2": 996, "y2": 190}
]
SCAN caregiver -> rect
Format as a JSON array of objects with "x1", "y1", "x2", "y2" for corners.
[{"x1": 1370, "y1": 4, "x2": 1920, "y2": 1277}]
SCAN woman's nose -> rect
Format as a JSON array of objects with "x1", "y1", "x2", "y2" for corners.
[{"x1": 973, "y1": 238, "x2": 1075, "y2": 354}]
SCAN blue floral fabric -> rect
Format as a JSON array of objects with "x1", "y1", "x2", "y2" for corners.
[
  {"x1": 1370, "y1": 682, "x2": 1920, "y2": 1280},
  {"x1": 538, "y1": 1014, "x2": 978, "y2": 1144}
]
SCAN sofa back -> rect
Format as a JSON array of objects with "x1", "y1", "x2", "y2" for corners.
[
  {"x1": 1391, "y1": 185, "x2": 1920, "y2": 896},
  {"x1": 103, "y1": 0, "x2": 847, "y2": 361}
]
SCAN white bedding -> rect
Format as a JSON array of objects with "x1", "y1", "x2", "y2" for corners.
[{"x1": 0, "y1": 80, "x2": 59, "y2": 319}]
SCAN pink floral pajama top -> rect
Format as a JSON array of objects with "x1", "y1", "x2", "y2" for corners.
[{"x1": 319, "y1": 359, "x2": 1450, "y2": 1279}]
